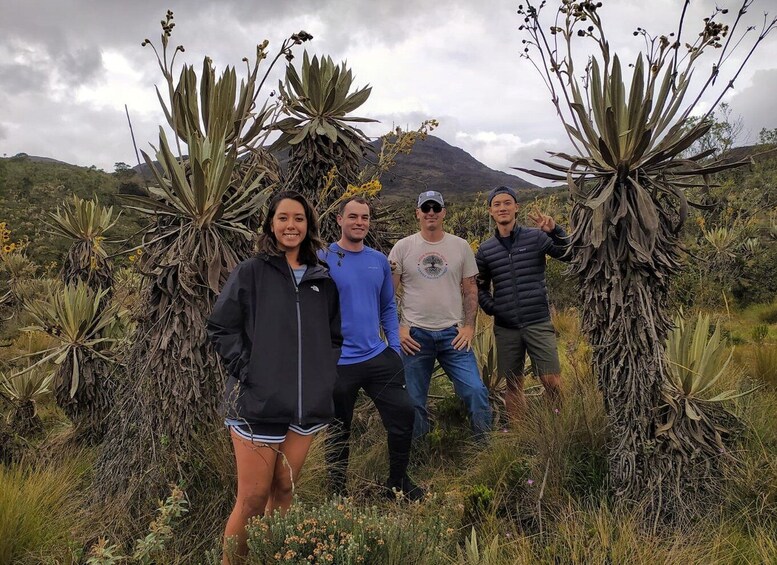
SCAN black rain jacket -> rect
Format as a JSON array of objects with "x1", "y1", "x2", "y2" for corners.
[
  {"x1": 207, "y1": 254, "x2": 342, "y2": 426},
  {"x1": 475, "y1": 224, "x2": 569, "y2": 329}
]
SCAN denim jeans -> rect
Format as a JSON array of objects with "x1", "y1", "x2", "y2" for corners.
[{"x1": 401, "y1": 326, "x2": 492, "y2": 440}]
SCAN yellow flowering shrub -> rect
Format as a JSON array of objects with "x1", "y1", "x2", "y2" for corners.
[{"x1": 0, "y1": 222, "x2": 26, "y2": 256}]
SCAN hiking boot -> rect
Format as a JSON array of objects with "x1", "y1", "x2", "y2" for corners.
[{"x1": 384, "y1": 475, "x2": 425, "y2": 502}]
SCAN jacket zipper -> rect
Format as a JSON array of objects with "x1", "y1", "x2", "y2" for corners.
[
  {"x1": 289, "y1": 263, "x2": 303, "y2": 425},
  {"x1": 498, "y1": 226, "x2": 523, "y2": 327},
  {"x1": 508, "y1": 252, "x2": 517, "y2": 307}
]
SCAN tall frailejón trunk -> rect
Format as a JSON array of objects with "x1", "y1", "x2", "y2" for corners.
[{"x1": 571, "y1": 180, "x2": 682, "y2": 509}]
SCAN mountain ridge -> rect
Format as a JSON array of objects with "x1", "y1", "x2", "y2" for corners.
[{"x1": 130, "y1": 135, "x2": 541, "y2": 201}]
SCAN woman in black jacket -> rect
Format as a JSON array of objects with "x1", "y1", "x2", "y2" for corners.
[{"x1": 207, "y1": 190, "x2": 342, "y2": 562}]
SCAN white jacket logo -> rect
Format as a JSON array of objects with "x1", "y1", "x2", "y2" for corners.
[{"x1": 310, "y1": 285, "x2": 320, "y2": 292}]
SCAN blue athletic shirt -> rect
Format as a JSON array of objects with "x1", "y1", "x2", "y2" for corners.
[{"x1": 319, "y1": 243, "x2": 401, "y2": 365}]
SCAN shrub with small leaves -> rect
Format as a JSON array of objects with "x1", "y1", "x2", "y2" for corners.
[
  {"x1": 87, "y1": 486, "x2": 188, "y2": 565},
  {"x1": 752, "y1": 324, "x2": 769, "y2": 345},
  {"x1": 464, "y1": 484, "x2": 496, "y2": 524},
  {"x1": 245, "y1": 498, "x2": 448, "y2": 564}
]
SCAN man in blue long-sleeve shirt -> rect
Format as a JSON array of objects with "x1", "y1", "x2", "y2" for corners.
[{"x1": 320, "y1": 196, "x2": 423, "y2": 501}]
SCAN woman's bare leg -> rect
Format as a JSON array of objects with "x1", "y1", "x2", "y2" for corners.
[
  {"x1": 223, "y1": 430, "x2": 277, "y2": 565},
  {"x1": 266, "y1": 431, "x2": 316, "y2": 514}
]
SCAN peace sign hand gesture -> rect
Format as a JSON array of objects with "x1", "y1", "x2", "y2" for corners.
[{"x1": 527, "y1": 208, "x2": 556, "y2": 233}]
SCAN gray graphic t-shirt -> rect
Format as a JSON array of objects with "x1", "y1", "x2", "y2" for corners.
[{"x1": 388, "y1": 232, "x2": 478, "y2": 331}]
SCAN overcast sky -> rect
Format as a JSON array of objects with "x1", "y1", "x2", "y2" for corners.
[{"x1": 1, "y1": 0, "x2": 776, "y2": 181}]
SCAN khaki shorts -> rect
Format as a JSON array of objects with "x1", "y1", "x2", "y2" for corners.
[{"x1": 494, "y1": 321, "x2": 561, "y2": 382}]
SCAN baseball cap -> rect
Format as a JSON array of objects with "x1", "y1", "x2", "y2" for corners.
[
  {"x1": 487, "y1": 186, "x2": 518, "y2": 205},
  {"x1": 417, "y1": 190, "x2": 445, "y2": 208}
]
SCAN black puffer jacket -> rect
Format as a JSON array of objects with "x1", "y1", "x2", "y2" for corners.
[
  {"x1": 475, "y1": 224, "x2": 569, "y2": 329},
  {"x1": 207, "y1": 254, "x2": 342, "y2": 426}
]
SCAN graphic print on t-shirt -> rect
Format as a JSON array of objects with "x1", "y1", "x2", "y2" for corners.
[{"x1": 417, "y1": 251, "x2": 448, "y2": 279}]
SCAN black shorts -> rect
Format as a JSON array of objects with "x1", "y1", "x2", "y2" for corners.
[{"x1": 225, "y1": 419, "x2": 328, "y2": 444}]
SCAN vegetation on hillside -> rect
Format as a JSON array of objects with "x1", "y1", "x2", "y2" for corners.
[
  {"x1": 1, "y1": 3, "x2": 777, "y2": 564},
  {"x1": 0, "y1": 157, "x2": 146, "y2": 268}
]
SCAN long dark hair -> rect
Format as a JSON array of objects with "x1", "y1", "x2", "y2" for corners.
[{"x1": 257, "y1": 190, "x2": 324, "y2": 266}]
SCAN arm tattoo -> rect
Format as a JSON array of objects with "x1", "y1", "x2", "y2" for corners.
[{"x1": 462, "y1": 275, "x2": 478, "y2": 327}]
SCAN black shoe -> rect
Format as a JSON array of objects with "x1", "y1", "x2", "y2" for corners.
[{"x1": 385, "y1": 475, "x2": 425, "y2": 502}]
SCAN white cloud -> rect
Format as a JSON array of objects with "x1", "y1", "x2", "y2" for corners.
[
  {"x1": 76, "y1": 51, "x2": 158, "y2": 114},
  {"x1": 455, "y1": 131, "x2": 560, "y2": 174}
]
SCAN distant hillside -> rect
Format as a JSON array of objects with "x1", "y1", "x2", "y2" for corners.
[
  {"x1": 716, "y1": 143, "x2": 777, "y2": 165},
  {"x1": 0, "y1": 154, "x2": 145, "y2": 267},
  {"x1": 16, "y1": 154, "x2": 71, "y2": 166},
  {"x1": 135, "y1": 135, "x2": 541, "y2": 201}
]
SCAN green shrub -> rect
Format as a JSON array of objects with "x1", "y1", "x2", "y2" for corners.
[
  {"x1": 245, "y1": 498, "x2": 449, "y2": 564},
  {"x1": 465, "y1": 484, "x2": 496, "y2": 523},
  {"x1": 752, "y1": 324, "x2": 769, "y2": 344},
  {"x1": 86, "y1": 486, "x2": 189, "y2": 565},
  {"x1": 733, "y1": 242, "x2": 777, "y2": 307},
  {"x1": 546, "y1": 259, "x2": 577, "y2": 311}
]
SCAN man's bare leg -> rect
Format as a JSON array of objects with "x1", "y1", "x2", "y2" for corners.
[
  {"x1": 539, "y1": 373, "x2": 562, "y2": 407},
  {"x1": 504, "y1": 375, "x2": 527, "y2": 424}
]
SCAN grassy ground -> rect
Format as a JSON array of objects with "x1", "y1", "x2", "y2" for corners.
[{"x1": 1, "y1": 304, "x2": 776, "y2": 564}]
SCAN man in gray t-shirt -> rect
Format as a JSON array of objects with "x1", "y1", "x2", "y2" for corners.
[{"x1": 389, "y1": 190, "x2": 492, "y2": 440}]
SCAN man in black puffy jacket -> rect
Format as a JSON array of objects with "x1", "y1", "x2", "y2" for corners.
[{"x1": 475, "y1": 186, "x2": 569, "y2": 423}]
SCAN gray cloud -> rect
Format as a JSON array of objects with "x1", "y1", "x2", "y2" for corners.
[
  {"x1": 1, "y1": 0, "x2": 775, "y2": 172},
  {"x1": 729, "y1": 69, "x2": 777, "y2": 143},
  {"x1": 56, "y1": 47, "x2": 104, "y2": 86},
  {"x1": 0, "y1": 63, "x2": 49, "y2": 95}
]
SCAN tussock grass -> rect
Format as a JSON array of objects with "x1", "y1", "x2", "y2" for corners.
[
  {"x1": 752, "y1": 344, "x2": 777, "y2": 389},
  {"x1": 542, "y1": 502, "x2": 708, "y2": 563},
  {"x1": 757, "y1": 302, "x2": 777, "y2": 325},
  {"x1": 0, "y1": 450, "x2": 90, "y2": 564},
  {"x1": 550, "y1": 306, "x2": 581, "y2": 340},
  {"x1": 455, "y1": 324, "x2": 608, "y2": 543}
]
